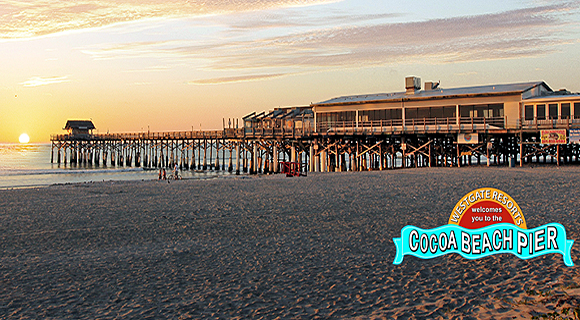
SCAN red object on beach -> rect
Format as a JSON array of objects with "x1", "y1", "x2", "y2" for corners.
[{"x1": 281, "y1": 161, "x2": 304, "y2": 177}]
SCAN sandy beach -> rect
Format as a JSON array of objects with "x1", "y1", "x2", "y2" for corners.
[{"x1": 1, "y1": 167, "x2": 579, "y2": 319}]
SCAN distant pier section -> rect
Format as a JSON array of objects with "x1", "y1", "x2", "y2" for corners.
[{"x1": 51, "y1": 77, "x2": 580, "y2": 173}]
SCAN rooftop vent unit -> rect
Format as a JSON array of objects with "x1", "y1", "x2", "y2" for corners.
[
  {"x1": 405, "y1": 76, "x2": 421, "y2": 94},
  {"x1": 425, "y1": 81, "x2": 440, "y2": 90}
]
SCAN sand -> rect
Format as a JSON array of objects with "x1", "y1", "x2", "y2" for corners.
[{"x1": 0, "y1": 167, "x2": 579, "y2": 319}]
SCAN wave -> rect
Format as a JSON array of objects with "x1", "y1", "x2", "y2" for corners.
[{"x1": 0, "y1": 167, "x2": 146, "y2": 177}]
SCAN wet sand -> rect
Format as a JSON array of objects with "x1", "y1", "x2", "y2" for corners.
[{"x1": 0, "y1": 167, "x2": 579, "y2": 319}]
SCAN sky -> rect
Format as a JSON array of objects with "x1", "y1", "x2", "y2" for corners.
[{"x1": 1, "y1": 0, "x2": 579, "y2": 142}]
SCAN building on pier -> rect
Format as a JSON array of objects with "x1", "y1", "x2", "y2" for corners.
[
  {"x1": 243, "y1": 106, "x2": 314, "y2": 136},
  {"x1": 311, "y1": 77, "x2": 579, "y2": 133},
  {"x1": 51, "y1": 76, "x2": 580, "y2": 173},
  {"x1": 64, "y1": 120, "x2": 96, "y2": 136}
]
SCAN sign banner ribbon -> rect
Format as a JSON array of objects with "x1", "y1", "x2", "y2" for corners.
[{"x1": 393, "y1": 223, "x2": 573, "y2": 266}]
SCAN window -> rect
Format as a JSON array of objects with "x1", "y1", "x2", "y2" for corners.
[
  {"x1": 460, "y1": 104, "x2": 504, "y2": 118},
  {"x1": 524, "y1": 105, "x2": 534, "y2": 120},
  {"x1": 537, "y1": 104, "x2": 546, "y2": 120},
  {"x1": 317, "y1": 111, "x2": 355, "y2": 124},
  {"x1": 474, "y1": 105, "x2": 487, "y2": 118},
  {"x1": 417, "y1": 108, "x2": 430, "y2": 119},
  {"x1": 442, "y1": 106, "x2": 456, "y2": 118},
  {"x1": 430, "y1": 107, "x2": 443, "y2": 118},
  {"x1": 385, "y1": 109, "x2": 402, "y2": 120},
  {"x1": 575, "y1": 103, "x2": 580, "y2": 119},
  {"x1": 561, "y1": 103, "x2": 570, "y2": 119},
  {"x1": 406, "y1": 108, "x2": 418, "y2": 119},
  {"x1": 358, "y1": 109, "x2": 401, "y2": 121},
  {"x1": 460, "y1": 106, "x2": 472, "y2": 118},
  {"x1": 489, "y1": 104, "x2": 504, "y2": 117},
  {"x1": 549, "y1": 104, "x2": 558, "y2": 120},
  {"x1": 391, "y1": 109, "x2": 402, "y2": 119}
]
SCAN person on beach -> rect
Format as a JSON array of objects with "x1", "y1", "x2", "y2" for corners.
[
  {"x1": 158, "y1": 168, "x2": 162, "y2": 180},
  {"x1": 162, "y1": 168, "x2": 167, "y2": 180},
  {"x1": 174, "y1": 164, "x2": 179, "y2": 180}
]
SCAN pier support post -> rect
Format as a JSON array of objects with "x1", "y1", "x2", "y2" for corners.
[
  {"x1": 252, "y1": 143, "x2": 258, "y2": 174},
  {"x1": 229, "y1": 146, "x2": 233, "y2": 172},
  {"x1": 456, "y1": 142, "x2": 461, "y2": 168},
  {"x1": 519, "y1": 132, "x2": 523, "y2": 167},
  {"x1": 236, "y1": 142, "x2": 240, "y2": 175},
  {"x1": 222, "y1": 140, "x2": 226, "y2": 171},
  {"x1": 243, "y1": 144, "x2": 247, "y2": 173},
  {"x1": 309, "y1": 145, "x2": 314, "y2": 172},
  {"x1": 215, "y1": 140, "x2": 220, "y2": 171},
  {"x1": 379, "y1": 144, "x2": 383, "y2": 170},
  {"x1": 273, "y1": 144, "x2": 278, "y2": 173},
  {"x1": 487, "y1": 139, "x2": 490, "y2": 166},
  {"x1": 336, "y1": 144, "x2": 340, "y2": 172},
  {"x1": 315, "y1": 153, "x2": 320, "y2": 172},
  {"x1": 428, "y1": 142, "x2": 432, "y2": 167},
  {"x1": 190, "y1": 143, "x2": 195, "y2": 170},
  {"x1": 203, "y1": 139, "x2": 207, "y2": 170}
]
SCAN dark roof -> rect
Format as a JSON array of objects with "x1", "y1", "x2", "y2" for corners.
[
  {"x1": 242, "y1": 112, "x2": 256, "y2": 120},
  {"x1": 64, "y1": 120, "x2": 95, "y2": 130},
  {"x1": 314, "y1": 81, "x2": 549, "y2": 106}
]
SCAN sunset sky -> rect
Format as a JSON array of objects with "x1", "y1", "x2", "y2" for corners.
[{"x1": 1, "y1": 0, "x2": 579, "y2": 142}]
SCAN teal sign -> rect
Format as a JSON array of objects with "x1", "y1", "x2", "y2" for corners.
[{"x1": 393, "y1": 223, "x2": 574, "y2": 266}]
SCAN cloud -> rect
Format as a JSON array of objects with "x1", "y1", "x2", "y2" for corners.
[
  {"x1": 20, "y1": 76, "x2": 70, "y2": 87},
  {"x1": 80, "y1": 2, "x2": 579, "y2": 83},
  {"x1": 454, "y1": 71, "x2": 478, "y2": 77},
  {"x1": 177, "y1": 4, "x2": 576, "y2": 69},
  {"x1": 202, "y1": 4, "x2": 576, "y2": 68},
  {"x1": 0, "y1": 0, "x2": 336, "y2": 39},
  {"x1": 219, "y1": 11, "x2": 405, "y2": 30},
  {"x1": 188, "y1": 73, "x2": 288, "y2": 85}
]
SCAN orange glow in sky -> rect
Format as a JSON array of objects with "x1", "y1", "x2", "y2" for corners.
[{"x1": 0, "y1": 0, "x2": 579, "y2": 142}]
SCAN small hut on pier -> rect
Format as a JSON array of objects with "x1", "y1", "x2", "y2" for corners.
[{"x1": 64, "y1": 120, "x2": 95, "y2": 136}]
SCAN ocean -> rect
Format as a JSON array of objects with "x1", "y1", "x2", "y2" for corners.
[{"x1": 0, "y1": 143, "x2": 232, "y2": 189}]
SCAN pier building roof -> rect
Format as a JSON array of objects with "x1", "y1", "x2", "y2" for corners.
[
  {"x1": 64, "y1": 120, "x2": 95, "y2": 131},
  {"x1": 313, "y1": 81, "x2": 552, "y2": 107}
]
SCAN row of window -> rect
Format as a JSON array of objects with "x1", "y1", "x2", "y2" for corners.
[
  {"x1": 459, "y1": 104, "x2": 504, "y2": 118},
  {"x1": 524, "y1": 102, "x2": 580, "y2": 121},
  {"x1": 360, "y1": 109, "x2": 403, "y2": 121},
  {"x1": 406, "y1": 106, "x2": 456, "y2": 120},
  {"x1": 317, "y1": 111, "x2": 356, "y2": 123},
  {"x1": 317, "y1": 104, "x2": 504, "y2": 123}
]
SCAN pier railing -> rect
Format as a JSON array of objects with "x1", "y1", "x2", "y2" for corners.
[
  {"x1": 519, "y1": 116, "x2": 580, "y2": 130},
  {"x1": 316, "y1": 116, "x2": 505, "y2": 134},
  {"x1": 242, "y1": 125, "x2": 314, "y2": 138},
  {"x1": 51, "y1": 130, "x2": 225, "y2": 141}
]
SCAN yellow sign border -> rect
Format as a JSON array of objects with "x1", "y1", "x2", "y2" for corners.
[{"x1": 448, "y1": 187, "x2": 527, "y2": 229}]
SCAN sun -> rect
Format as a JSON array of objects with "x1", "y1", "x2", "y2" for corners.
[{"x1": 19, "y1": 133, "x2": 30, "y2": 144}]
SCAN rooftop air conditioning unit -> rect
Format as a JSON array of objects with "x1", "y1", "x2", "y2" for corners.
[{"x1": 405, "y1": 76, "x2": 421, "y2": 94}]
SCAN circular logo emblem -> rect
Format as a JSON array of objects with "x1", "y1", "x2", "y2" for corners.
[{"x1": 448, "y1": 188, "x2": 526, "y2": 229}]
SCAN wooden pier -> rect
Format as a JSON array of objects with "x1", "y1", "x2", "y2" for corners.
[
  {"x1": 50, "y1": 118, "x2": 580, "y2": 176},
  {"x1": 51, "y1": 78, "x2": 580, "y2": 173}
]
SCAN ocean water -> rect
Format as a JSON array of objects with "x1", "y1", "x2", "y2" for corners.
[{"x1": 0, "y1": 143, "x2": 233, "y2": 189}]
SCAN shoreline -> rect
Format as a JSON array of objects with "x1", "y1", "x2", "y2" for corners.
[
  {"x1": 1, "y1": 162, "x2": 576, "y2": 190},
  {"x1": 1, "y1": 167, "x2": 578, "y2": 318}
]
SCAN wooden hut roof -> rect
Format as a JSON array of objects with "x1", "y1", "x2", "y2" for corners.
[{"x1": 64, "y1": 120, "x2": 95, "y2": 130}]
